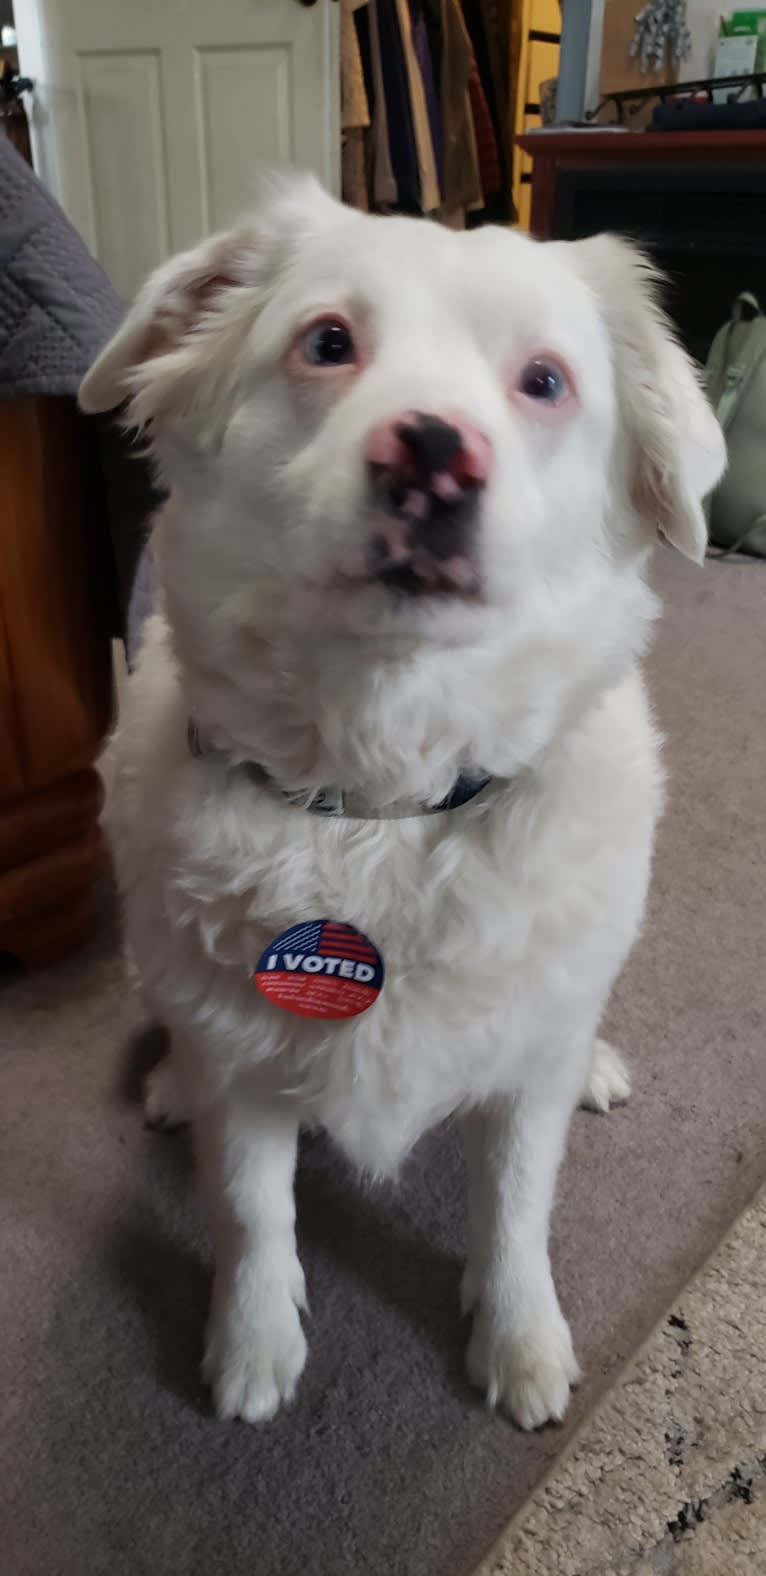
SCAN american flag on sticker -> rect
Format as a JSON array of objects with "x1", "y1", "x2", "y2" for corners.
[
  {"x1": 252, "y1": 919, "x2": 384, "y2": 1021},
  {"x1": 317, "y1": 923, "x2": 380, "y2": 963}
]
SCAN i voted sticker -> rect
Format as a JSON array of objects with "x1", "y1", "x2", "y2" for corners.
[{"x1": 253, "y1": 920, "x2": 384, "y2": 1020}]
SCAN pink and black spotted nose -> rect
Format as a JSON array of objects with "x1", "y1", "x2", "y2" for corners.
[{"x1": 365, "y1": 412, "x2": 493, "y2": 597}]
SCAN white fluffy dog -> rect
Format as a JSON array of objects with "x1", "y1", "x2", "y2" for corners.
[{"x1": 80, "y1": 177, "x2": 724, "y2": 1432}]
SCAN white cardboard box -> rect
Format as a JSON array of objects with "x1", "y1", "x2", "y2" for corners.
[{"x1": 712, "y1": 33, "x2": 758, "y2": 100}]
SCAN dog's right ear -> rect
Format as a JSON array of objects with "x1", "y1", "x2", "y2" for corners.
[
  {"x1": 78, "y1": 228, "x2": 259, "y2": 416},
  {"x1": 79, "y1": 171, "x2": 339, "y2": 420}
]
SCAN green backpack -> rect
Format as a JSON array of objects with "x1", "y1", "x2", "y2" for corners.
[{"x1": 705, "y1": 292, "x2": 766, "y2": 557}]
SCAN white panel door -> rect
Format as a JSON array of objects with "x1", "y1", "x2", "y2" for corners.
[{"x1": 15, "y1": 0, "x2": 340, "y2": 299}]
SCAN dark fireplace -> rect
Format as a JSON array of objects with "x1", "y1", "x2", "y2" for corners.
[{"x1": 552, "y1": 163, "x2": 766, "y2": 362}]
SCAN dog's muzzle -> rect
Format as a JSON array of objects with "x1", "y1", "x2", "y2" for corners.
[{"x1": 365, "y1": 411, "x2": 492, "y2": 597}]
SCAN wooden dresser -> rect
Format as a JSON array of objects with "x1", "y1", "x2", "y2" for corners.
[{"x1": 0, "y1": 399, "x2": 112, "y2": 969}]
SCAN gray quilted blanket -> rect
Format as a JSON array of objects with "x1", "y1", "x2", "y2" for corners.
[
  {"x1": 0, "y1": 134, "x2": 158, "y2": 654},
  {"x1": 0, "y1": 133, "x2": 124, "y2": 398}
]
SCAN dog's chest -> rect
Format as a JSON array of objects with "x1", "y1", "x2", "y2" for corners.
[
  {"x1": 172, "y1": 770, "x2": 636, "y2": 1097},
  {"x1": 125, "y1": 694, "x2": 657, "y2": 1172},
  {"x1": 180, "y1": 762, "x2": 640, "y2": 997},
  {"x1": 178, "y1": 775, "x2": 529, "y2": 970}
]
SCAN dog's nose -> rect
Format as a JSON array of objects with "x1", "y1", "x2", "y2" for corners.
[
  {"x1": 364, "y1": 412, "x2": 491, "y2": 596},
  {"x1": 366, "y1": 412, "x2": 492, "y2": 507}
]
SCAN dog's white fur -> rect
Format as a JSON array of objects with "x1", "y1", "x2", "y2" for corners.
[{"x1": 82, "y1": 177, "x2": 725, "y2": 1431}]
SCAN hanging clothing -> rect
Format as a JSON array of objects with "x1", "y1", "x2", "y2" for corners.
[
  {"x1": 479, "y1": 0, "x2": 512, "y2": 169},
  {"x1": 341, "y1": 0, "x2": 371, "y2": 131},
  {"x1": 420, "y1": 0, "x2": 445, "y2": 87},
  {"x1": 353, "y1": 0, "x2": 376, "y2": 115},
  {"x1": 459, "y1": 0, "x2": 513, "y2": 221},
  {"x1": 409, "y1": 0, "x2": 444, "y2": 186},
  {"x1": 342, "y1": 128, "x2": 369, "y2": 210},
  {"x1": 341, "y1": 0, "x2": 371, "y2": 210},
  {"x1": 439, "y1": 206, "x2": 466, "y2": 229},
  {"x1": 438, "y1": 0, "x2": 483, "y2": 216},
  {"x1": 467, "y1": 54, "x2": 501, "y2": 195},
  {"x1": 368, "y1": 0, "x2": 399, "y2": 206},
  {"x1": 395, "y1": 0, "x2": 441, "y2": 211},
  {"x1": 353, "y1": 0, "x2": 514, "y2": 221},
  {"x1": 371, "y1": 0, "x2": 421, "y2": 208}
]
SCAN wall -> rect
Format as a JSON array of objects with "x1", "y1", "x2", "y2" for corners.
[
  {"x1": 687, "y1": 0, "x2": 725, "y2": 77},
  {"x1": 599, "y1": 0, "x2": 735, "y2": 102},
  {"x1": 599, "y1": 0, "x2": 678, "y2": 101}
]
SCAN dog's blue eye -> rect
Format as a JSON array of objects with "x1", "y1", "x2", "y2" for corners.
[
  {"x1": 301, "y1": 319, "x2": 356, "y2": 368},
  {"x1": 519, "y1": 359, "x2": 568, "y2": 404}
]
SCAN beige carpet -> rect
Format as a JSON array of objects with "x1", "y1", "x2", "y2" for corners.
[
  {"x1": 477, "y1": 1187, "x2": 766, "y2": 1575},
  {"x1": 1, "y1": 552, "x2": 765, "y2": 1576}
]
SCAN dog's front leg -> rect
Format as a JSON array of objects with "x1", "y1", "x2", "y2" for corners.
[
  {"x1": 196, "y1": 1091, "x2": 307, "y2": 1424},
  {"x1": 463, "y1": 1078, "x2": 582, "y2": 1430}
]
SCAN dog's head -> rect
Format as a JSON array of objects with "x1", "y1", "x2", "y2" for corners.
[{"x1": 81, "y1": 178, "x2": 724, "y2": 778}]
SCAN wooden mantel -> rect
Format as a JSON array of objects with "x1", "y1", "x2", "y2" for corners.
[{"x1": 516, "y1": 129, "x2": 766, "y2": 238}]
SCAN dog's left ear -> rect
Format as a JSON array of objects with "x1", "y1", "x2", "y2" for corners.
[
  {"x1": 78, "y1": 230, "x2": 254, "y2": 415},
  {"x1": 572, "y1": 234, "x2": 726, "y2": 563}
]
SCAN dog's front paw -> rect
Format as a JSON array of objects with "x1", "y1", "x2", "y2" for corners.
[
  {"x1": 580, "y1": 1037, "x2": 631, "y2": 1113},
  {"x1": 203, "y1": 1270, "x2": 308, "y2": 1424},
  {"x1": 466, "y1": 1304, "x2": 580, "y2": 1430}
]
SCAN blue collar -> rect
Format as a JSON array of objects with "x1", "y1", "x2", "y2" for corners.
[{"x1": 187, "y1": 721, "x2": 494, "y2": 820}]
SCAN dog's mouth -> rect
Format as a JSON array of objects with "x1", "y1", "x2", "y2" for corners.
[
  {"x1": 372, "y1": 556, "x2": 480, "y2": 600},
  {"x1": 362, "y1": 512, "x2": 482, "y2": 602},
  {"x1": 376, "y1": 562, "x2": 435, "y2": 597}
]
